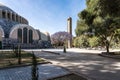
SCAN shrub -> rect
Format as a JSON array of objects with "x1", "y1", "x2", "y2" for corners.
[
  {"x1": 88, "y1": 36, "x2": 99, "y2": 48},
  {"x1": 73, "y1": 35, "x2": 89, "y2": 48}
]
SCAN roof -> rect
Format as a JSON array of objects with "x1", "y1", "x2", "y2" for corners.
[{"x1": 0, "y1": 3, "x2": 16, "y2": 13}]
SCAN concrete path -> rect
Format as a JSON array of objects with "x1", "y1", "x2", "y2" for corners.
[
  {"x1": 0, "y1": 64, "x2": 70, "y2": 80},
  {"x1": 34, "y1": 48, "x2": 120, "y2": 80}
]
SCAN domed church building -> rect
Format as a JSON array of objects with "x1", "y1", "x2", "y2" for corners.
[{"x1": 0, "y1": 3, "x2": 51, "y2": 49}]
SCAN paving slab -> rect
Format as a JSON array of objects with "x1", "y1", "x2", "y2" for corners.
[
  {"x1": 0, "y1": 64, "x2": 70, "y2": 80},
  {"x1": 34, "y1": 48, "x2": 120, "y2": 80}
]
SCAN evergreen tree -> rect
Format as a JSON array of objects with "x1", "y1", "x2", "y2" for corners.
[
  {"x1": 18, "y1": 45, "x2": 21, "y2": 64},
  {"x1": 31, "y1": 52, "x2": 38, "y2": 80},
  {"x1": 76, "y1": 0, "x2": 120, "y2": 53}
]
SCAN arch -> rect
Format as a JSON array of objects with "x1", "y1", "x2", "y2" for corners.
[
  {"x1": 29, "y1": 29, "x2": 33, "y2": 43},
  {"x1": 23, "y1": 27, "x2": 28, "y2": 43},
  {"x1": 9, "y1": 24, "x2": 39, "y2": 41},
  {"x1": 17, "y1": 28, "x2": 22, "y2": 43}
]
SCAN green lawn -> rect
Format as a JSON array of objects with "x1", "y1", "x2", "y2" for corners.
[{"x1": 0, "y1": 51, "x2": 45, "y2": 68}]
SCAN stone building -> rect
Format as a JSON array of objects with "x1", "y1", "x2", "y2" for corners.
[{"x1": 0, "y1": 3, "x2": 51, "y2": 49}]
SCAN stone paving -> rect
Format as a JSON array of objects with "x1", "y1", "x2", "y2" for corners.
[
  {"x1": 0, "y1": 64, "x2": 70, "y2": 80},
  {"x1": 0, "y1": 48, "x2": 120, "y2": 80},
  {"x1": 34, "y1": 48, "x2": 120, "y2": 80}
]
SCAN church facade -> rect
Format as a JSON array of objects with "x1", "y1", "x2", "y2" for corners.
[{"x1": 0, "y1": 4, "x2": 51, "y2": 49}]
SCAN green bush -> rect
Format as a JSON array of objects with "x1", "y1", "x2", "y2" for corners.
[
  {"x1": 88, "y1": 36, "x2": 99, "y2": 48},
  {"x1": 73, "y1": 35, "x2": 89, "y2": 48},
  {"x1": 73, "y1": 37, "x2": 79, "y2": 47}
]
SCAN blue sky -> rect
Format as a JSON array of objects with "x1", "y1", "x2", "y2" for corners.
[{"x1": 0, "y1": 0, "x2": 86, "y2": 36}]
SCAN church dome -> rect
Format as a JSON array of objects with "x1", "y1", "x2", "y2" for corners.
[
  {"x1": 0, "y1": 3, "x2": 29, "y2": 38},
  {"x1": 0, "y1": 3, "x2": 16, "y2": 13}
]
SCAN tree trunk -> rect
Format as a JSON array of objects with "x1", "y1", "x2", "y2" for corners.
[{"x1": 106, "y1": 41, "x2": 109, "y2": 53}]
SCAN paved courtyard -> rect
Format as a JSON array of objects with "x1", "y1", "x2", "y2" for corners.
[
  {"x1": 34, "y1": 48, "x2": 120, "y2": 80},
  {"x1": 0, "y1": 48, "x2": 120, "y2": 80},
  {"x1": 0, "y1": 64, "x2": 70, "y2": 80}
]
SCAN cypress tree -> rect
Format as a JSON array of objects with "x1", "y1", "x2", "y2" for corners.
[
  {"x1": 31, "y1": 52, "x2": 38, "y2": 80},
  {"x1": 18, "y1": 45, "x2": 21, "y2": 64}
]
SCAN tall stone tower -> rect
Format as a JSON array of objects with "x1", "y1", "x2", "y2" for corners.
[{"x1": 67, "y1": 17, "x2": 72, "y2": 48}]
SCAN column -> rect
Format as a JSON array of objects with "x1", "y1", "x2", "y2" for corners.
[
  {"x1": 19, "y1": 16, "x2": 21, "y2": 23},
  {"x1": 18, "y1": 16, "x2": 20, "y2": 23},
  {"x1": 22, "y1": 18, "x2": 24, "y2": 24},
  {"x1": 22, "y1": 28, "x2": 23, "y2": 43},
  {"x1": 10, "y1": 12, "x2": 12, "y2": 20},
  {"x1": 14, "y1": 14, "x2": 16, "y2": 22},
  {"x1": 21, "y1": 17, "x2": 23, "y2": 23},
  {"x1": 23, "y1": 19, "x2": 25, "y2": 24},
  {"x1": 16, "y1": 15, "x2": 18, "y2": 22},
  {"x1": 20, "y1": 17, "x2": 22, "y2": 23},
  {"x1": 0, "y1": 10, "x2": 2, "y2": 18},
  {"x1": 27, "y1": 28, "x2": 29, "y2": 44},
  {"x1": 5, "y1": 10, "x2": 8, "y2": 19}
]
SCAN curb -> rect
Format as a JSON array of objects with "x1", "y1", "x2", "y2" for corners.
[
  {"x1": 0, "y1": 62, "x2": 51, "y2": 70},
  {"x1": 41, "y1": 50, "x2": 60, "y2": 55},
  {"x1": 99, "y1": 54, "x2": 120, "y2": 59}
]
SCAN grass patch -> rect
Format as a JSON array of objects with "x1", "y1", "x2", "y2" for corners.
[{"x1": 0, "y1": 51, "x2": 45, "y2": 68}]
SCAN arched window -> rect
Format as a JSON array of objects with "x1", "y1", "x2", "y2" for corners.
[
  {"x1": 16, "y1": 15, "x2": 18, "y2": 22},
  {"x1": 17, "y1": 28, "x2": 22, "y2": 43},
  {"x1": 23, "y1": 27, "x2": 28, "y2": 43},
  {"x1": 2, "y1": 11, "x2": 6, "y2": 18},
  {"x1": 29, "y1": 30, "x2": 33, "y2": 43},
  {"x1": 7, "y1": 13, "x2": 10, "y2": 19},
  {"x1": 12, "y1": 14, "x2": 15, "y2": 21}
]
